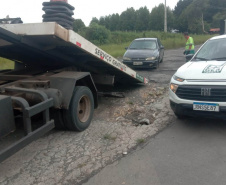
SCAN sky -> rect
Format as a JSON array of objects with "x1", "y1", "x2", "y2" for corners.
[{"x1": 0, "y1": 0, "x2": 179, "y2": 26}]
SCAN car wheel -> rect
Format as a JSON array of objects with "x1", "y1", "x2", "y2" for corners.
[{"x1": 63, "y1": 86, "x2": 94, "y2": 131}]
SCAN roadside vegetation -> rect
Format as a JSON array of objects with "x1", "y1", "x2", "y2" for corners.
[
  {"x1": 74, "y1": 0, "x2": 226, "y2": 38},
  {"x1": 0, "y1": 58, "x2": 14, "y2": 70},
  {"x1": 136, "y1": 138, "x2": 145, "y2": 144},
  {"x1": 103, "y1": 133, "x2": 117, "y2": 142},
  {"x1": 72, "y1": 0, "x2": 224, "y2": 57},
  {"x1": 98, "y1": 31, "x2": 213, "y2": 57}
]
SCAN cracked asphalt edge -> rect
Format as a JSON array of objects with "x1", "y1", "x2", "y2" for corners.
[{"x1": 0, "y1": 83, "x2": 175, "y2": 185}]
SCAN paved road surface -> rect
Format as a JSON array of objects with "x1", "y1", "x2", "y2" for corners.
[
  {"x1": 83, "y1": 46, "x2": 226, "y2": 185},
  {"x1": 83, "y1": 113, "x2": 226, "y2": 185}
]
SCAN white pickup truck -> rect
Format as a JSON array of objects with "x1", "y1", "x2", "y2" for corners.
[{"x1": 169, "y1": 34, "x2": 226, "y2": 119}]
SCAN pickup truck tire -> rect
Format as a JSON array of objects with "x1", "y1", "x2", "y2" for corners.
[
  {"x1": 63, "y1": 86, "x2": 94, "y2": 131},
  {"x1": 174, "y1": 111, "x2": 185, "y2": 119}
]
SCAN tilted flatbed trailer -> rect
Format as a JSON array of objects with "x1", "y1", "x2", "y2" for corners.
[{"x1": 0, "y1": 22, "x2": 147, "y2": 162}]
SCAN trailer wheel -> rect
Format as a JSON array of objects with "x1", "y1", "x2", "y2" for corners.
[{"x1": 63, "y1": 86, "x2": 94, "y2": 131}]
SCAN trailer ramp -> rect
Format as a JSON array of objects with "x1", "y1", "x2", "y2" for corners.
[{"x1": 0, "y1": 22, "x2": 148, "y2": 85}]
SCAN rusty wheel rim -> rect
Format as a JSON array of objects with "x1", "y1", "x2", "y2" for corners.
[{"x1": 77, "y1": 95, "x2": 91, "y2": 123}]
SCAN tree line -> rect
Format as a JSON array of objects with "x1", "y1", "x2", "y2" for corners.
[
  {"x1": 175, "y1": 0, "x2": 226, "y2": 33},
  {"x1": 73, "y1": 0, "x2": 226, "y2": 44},
  {"x1": 73, "y1": 5, "x2": 174, "y2": 33}
]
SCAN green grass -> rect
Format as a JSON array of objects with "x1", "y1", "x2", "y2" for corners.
[
  {"x1": 98, "y1": 31, "x2": 214, "y2": 58},
  {"x1": 103, "y1": 133, "x2": 117, "y2": 141},
  {"x1": 99, "y1": 41, "x2": 132, "y2": 58},
  {"x1": 0, "y1": 58, "x2": 14, "y2": 70},
  {"x1": 127, "y1": 101, "x2": 134, "y2": 105},
  {"x1": 136, "y1": 138, "x2": 145, "y2": 144}
]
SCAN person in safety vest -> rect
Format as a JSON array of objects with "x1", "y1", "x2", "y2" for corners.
[{"x1": 183, "y1": 32, "x2": 195, "y2": 56}]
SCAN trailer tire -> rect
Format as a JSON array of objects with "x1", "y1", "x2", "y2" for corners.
[{"x1": 63, "y1": 86, "x2": 94, "y2": 131}]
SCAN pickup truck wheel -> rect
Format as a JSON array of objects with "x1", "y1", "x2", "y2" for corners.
[
  {"x1": 174, "y1": 111, "x2": 185, "y2": 119},
  {"x1": 63, "y1": 86, "x2": 94, "y2": 131}
]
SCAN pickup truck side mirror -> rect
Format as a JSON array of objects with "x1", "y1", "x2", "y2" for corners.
[
  {"x1": 125, "y1": 47, "x2": 128, "y2": 50},
  {"x1": 160, "y1": 46, "x2": 164, "y2": 49}
]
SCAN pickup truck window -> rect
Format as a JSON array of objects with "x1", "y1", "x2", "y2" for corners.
[{"x1": 194, "y1": 38, "x2": 226, "y2": 61}]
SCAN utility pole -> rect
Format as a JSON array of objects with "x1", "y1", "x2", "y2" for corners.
[{"x1": 164, "y1": 0, "x2": 167, "y2": 32}]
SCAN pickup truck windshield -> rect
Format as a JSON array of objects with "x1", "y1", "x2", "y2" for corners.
[
  {"x1": 194, "y1": 38, "x2": 226, "y2": 61},
  {"x1": 129, "y1": 40, "x2": 157, "y2": 50}
]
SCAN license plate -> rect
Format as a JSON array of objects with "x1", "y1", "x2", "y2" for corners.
[
  {"x1": 133, "y1": 62, "x2": 143, "y2": 65},
  {"x1": 193, "y1": 102, "x2": 219, "y2": 112}
]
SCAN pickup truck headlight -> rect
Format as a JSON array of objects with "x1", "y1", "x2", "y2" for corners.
[
  {"x1": 123, "y1": 57, "x2": 131, "y2": 61},
  {"x1": 173, "y1": 75, "x2": 185, "y2": 82},
  {"x1": 170, "y1": 83, "x2": 178, "y2": 93},
  {"x1": 146, "y1": 57, "x2": 157, "y2": 60}
]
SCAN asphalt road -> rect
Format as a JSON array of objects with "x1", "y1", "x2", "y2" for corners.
[
  {"x1": 83, "y1": 46, "x2": 226, "y2": 185},
  {"x1": 83, "y1": 117, "x2": 226, "y2": 185}
]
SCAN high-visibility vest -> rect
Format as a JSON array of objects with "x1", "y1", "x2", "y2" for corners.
[{"x1": 185, "y1": 36, "x2": 194, "y2": 50}]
